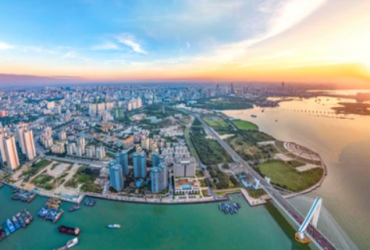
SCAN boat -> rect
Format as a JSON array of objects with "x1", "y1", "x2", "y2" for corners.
[
  {"x1": 0, "y1": 182, "x2": 3, "y2": 188},
  {"x1": 69, "y1": 205, "x2": 80, "y2": 212},
  {"x1": 6, "y1": 219, "x2": 15, "y2": 233},
  {"x1": 12, "y1": 216, "x2": 20, "y2": 229},
  {"x1": 107, "y1": 224, "x2": 121, "y2": 229},
  {"x1": 58, "y1": 225, "x2": 81, "y2": 236},
  {"x1": 66, "y1": 237, "x2": 79, "y2": 248}
]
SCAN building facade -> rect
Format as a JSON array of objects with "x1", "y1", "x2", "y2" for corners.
[
  {"x1": 133, "y1": 151, "x2": 147, "y2": 178},
  {"x1": 150, "y1": 163, "x2": 168, "y2": 193},
  {"x1": 109, "y1": 161, "x2": 124, "y2": 191},
  {"x1": 115, "y1": 150, "x2": 129, "y2": 175}
]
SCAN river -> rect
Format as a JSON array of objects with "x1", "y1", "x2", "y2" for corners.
[{"x1": 223, "y1": 95, "x2": 370, "y2": 249}]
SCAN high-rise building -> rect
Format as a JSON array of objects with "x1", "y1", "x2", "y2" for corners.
[
  {"x1": 16, "y1": 123, "x2": 27, "y2": 154},
  {"x1": 113, "y1": 107, "x2": 124, "y2": 119},
  {"x1": 89, "y1": 103, "x2": 97, "y2": 116},
  {"x1": 0, "y1": 127, "x2": 9, "y2": 164},
  {"x1": 86, "y1": 145, "x2": 96, "y2": 158},
  {"x1": 3, "y1": 135, "x2": 20, "y2": 170},
  {"x1": 76, "y1": 136, "x2": 85, "y2": 147},
  {"x1": 58, "y1": 130, "x2": 67, "y2": 140},
  {"x1": 122, "y1": 136, "x2": 134, "y2": 149},
  {"x1": 96, "y1": 146, "x2": 106, "y2": 159},
  {"x1": 76, "y1": 145, "x2": 83, "y2": 157},
  {"x1": 133, "y1": 151, "x2": 147, "y2": 178},
  {"x1": 152, "y1": 153, "x2": 162, "y2": 168},
  {"x1": 231, "y1": 83, "x2": 234, "y2": 94},
  {"x1": 47, "y1": 101, "x2": 55, "y2": 109},
  {"x1": 173, "y1": 157, "x2": 196, "y2": 177},
  {"x1": 150, "y1": 162, "x2": 168, "y2": 193},
  {"x1": 109, "y1": 161, "x2": 124, "y2": 191},
  {"x1": 141, "y1": 135, "x2": 149, "y2": 150},
  {"x1": 23, "y1": 129, "x2": 36, "y2": 160},
  {"x1": 115, "y1": 150, "x2": 129, "y2": 176}
]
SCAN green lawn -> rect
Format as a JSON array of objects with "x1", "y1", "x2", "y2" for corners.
[
  {"x1": 233, "y1": 120, "x2": 258, "y2": 131},
  {"x1": 203, "y1": 115, "x2": 228, "y2": 127},
  {"x1": 287, "y1": 161, "x2": 306, "y2": 168},
  {"x1": 257, "y1": 160, "x2": 323, "y2": 192}
]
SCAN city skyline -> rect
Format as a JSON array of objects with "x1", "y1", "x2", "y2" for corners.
[{"x1": 0, "y1": 0, "x2": 370, "y2": 87}]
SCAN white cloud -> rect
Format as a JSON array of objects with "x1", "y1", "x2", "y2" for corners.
[
  {"x1": 116, "y1": 34, "x2": 147, "y2": 54},
  {"x1": 92, "y1": 42, "x2": 119, "y2": 50},
  {"x1": 186, "y1": 41, "x2": 190, "y2": 49},
  {"x1": 62, "y1": 51, "x2": 76, "y2": 58},
  {"x1": 0, "y1": 42, "x2": 14, "y2": 50}
]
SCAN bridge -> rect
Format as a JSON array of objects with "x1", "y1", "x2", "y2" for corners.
[{"x1": 185, "y1": 110, "x2": 337, "y2": 250}]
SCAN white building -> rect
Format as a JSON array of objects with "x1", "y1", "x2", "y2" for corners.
[
  {"x1": 47, "y1": 101, "x2": 55, "y2": 109},
  {"x1": 0, "y1": 127, "x2": 9, "y2": 164},
  {"x1": 23, "y1": 129, "x2": 36, "y2": 160},
  {"x1": 66, "y1": 143, "x2": 76, "y2": 155},
  {"x1": 96, "y1": 146, "x2": 106, "y2": 159},
  {"x1": 3, "y1": 135, "x2": 20, "y2": 170},
  {"x1": 86, "y1": 145, "x2": 95, "y2": 158},
  {"x1": 173, "y1": 157, "x2": 196, "y2": 177},
  {"x1": 16, "y1": 123, "x2": 27, "y2": 154},
  {"x1": 58, "y1": 130, "x2": 67, "y2": 140},
  {"x1": 76, "y1": 145, "x2": 84, "y2": 157},
  {"x1": 141, "y1": 136, "x2": 150, "y2": 150}
]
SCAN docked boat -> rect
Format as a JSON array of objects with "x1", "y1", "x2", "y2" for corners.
[
  {"x1": 58, "y1": 225, "x2": 81, "y2": 236},
  {"x1": 6, "y1": 219, "x2": 15, "y2": 233},
  {"x1": 107, "y1": 224, "x2": 121, "y2": 229},
  {"x1": 66, "y1": 237, "x2": 79, "y2": 248},
  {"x1": 69, "y1": 205, "x2": 80, "y2": 212},
  {"x1": 12, "y1": 216, "x2": 20, "y2": 229},
  {"x1": 0, "y1": 182, "x2": 3, "y2": 188}
]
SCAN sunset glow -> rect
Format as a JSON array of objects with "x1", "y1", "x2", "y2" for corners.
[{"x1": 0, "y1": 0, "x2": 370, "y2": 86}]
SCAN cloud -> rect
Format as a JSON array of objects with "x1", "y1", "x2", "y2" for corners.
[
  {"x1": 92, "y1": 42, "x2": 119, "y2": 50},
  {"x1": 62, "y1": 51, "x2": 76, "y2": 58},
  {"x1": 116, "y1": 33, "x2": 147, "y2": 54},
  {"x1": 0, "y1": 42, "x2": 14, "y2": 50},
  {"x1": 186, "y1": 41, "x2": 190, "y2": 49}
]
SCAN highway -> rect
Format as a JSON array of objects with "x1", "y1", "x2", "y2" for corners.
[{"x1": 185, "y1": 110, "x2": 337, "y2": 250}]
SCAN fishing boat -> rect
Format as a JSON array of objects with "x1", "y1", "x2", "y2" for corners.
[
  {"x1": 6, "y1": 219, "x2": 15, "y2": 233},
  {"x1": 69, "y1": 205, "x2": 80, "y2": 212},
  {"x1": 66, "y1": 237, "x2": 79, "y2": 248},
  {"x1": 58, "y1": 225, "x2": 81, "y2": 236},
  {"x1": 107, "y1": 224, "x2": 121, "y2": 229}
]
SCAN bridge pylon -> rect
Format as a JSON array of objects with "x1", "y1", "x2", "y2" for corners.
[{"x1": 295, "y1": 198, "x2": 322, "y2": 244}]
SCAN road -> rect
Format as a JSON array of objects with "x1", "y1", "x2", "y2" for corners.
[{"x1": 183, "y1": 110, "x2": 337, "y2": 250}]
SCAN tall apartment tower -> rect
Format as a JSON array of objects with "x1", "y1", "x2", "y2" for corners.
[
  {"x1": 133, "y1": 151, "x2": 147, "y2": 178},
  {"x1": 23, "y1": 129, "x2": 36, "y2": 160},
  {"x1": 152, "y1": 153, "x2": 162, "y2": 168},
  {"x1": 0, "y1": 127, "x2": 9, "y2": 164},
  {"x1": 109, "y1": 161, "x2": 124, "y2": 191},
  {"x1": 150, "y1": 162, "x2": 168, "y2": 193},
  {"x1": 16, "y1": 123, "x2": 28, "y2": 154},
  {"x1": 115, "y1": 150, "x2": 129, "y2": 176},
  {"x1": 3, "y1": 135, "x2": 20, "y2": 170}
]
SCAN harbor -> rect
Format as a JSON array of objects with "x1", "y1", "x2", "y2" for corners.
[
  {"x1": 0, "y1": 209, "x2": 34, "y2": 242},
  {"x1": 0, "y1": 184, "x2": 310, "y2": 250}
]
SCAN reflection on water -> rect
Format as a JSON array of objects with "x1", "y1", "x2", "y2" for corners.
[{"x1": 224, "y1": 96, "x2": 370, "y2": 249}]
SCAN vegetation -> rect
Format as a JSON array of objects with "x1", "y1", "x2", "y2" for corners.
[
  {"x1": 31, "y1": 174, "x2": 55, "y2": 190},
  {"x1": 247, "y1": 188, "x2": 266, "y2": 198},
  {"x1": 199, "y1": 179, "x2": 207, "y2": 187},
  {"x1": 214, "y1": 189, "x2": 239, "y2": 196},
  {"x1": 190, "y1": 126, "x2": 231, "y2": 165},
  {"x1": 50, "y1": 163, "x2": 60, "y2": 171},
  {"x1": 196, "y1": 169, "x2": 204, "y2": 177},
  {"x1": 189, "y1": 96, "x2": 254, "y2": 110},
  {"x1": 228, "y1": 134, "x2": 276, "y2": 161},
  {"x1": 202, "y1": 189, "x2": 211, "y2": 197},
  {"x1": 257, "y1": 160, "x2": 323, "y2": 192},
  {"x1": 21, "y1": 159, "x2": 52, "y2": 180},
  {"x1": 65, "y1": 167, "x2": 103, "y2": 193},
  {"x1": 201, "y1": 114, "x2": 234, "y2": 135},
  {"x1": 288, "y1": 161, "x2": 306, "y2": 168},
  {"x1": 106, "y1": 152, "x2": 115, "y2": 158},
  {"x1": 208, "y1": 166, "x2": 234, "y2": 189},
  {"x1": 232, "y1": 120, "x2": 258, "y2": 131}
]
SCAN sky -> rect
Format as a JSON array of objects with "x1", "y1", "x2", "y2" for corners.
[{"x1": 0, "y1": 0, "x2": 370, "y2": 87}]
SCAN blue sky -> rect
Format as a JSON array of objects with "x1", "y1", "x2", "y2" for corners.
[{"x1": 0, "y1": 0, "x2": 369, "y2": 86}]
